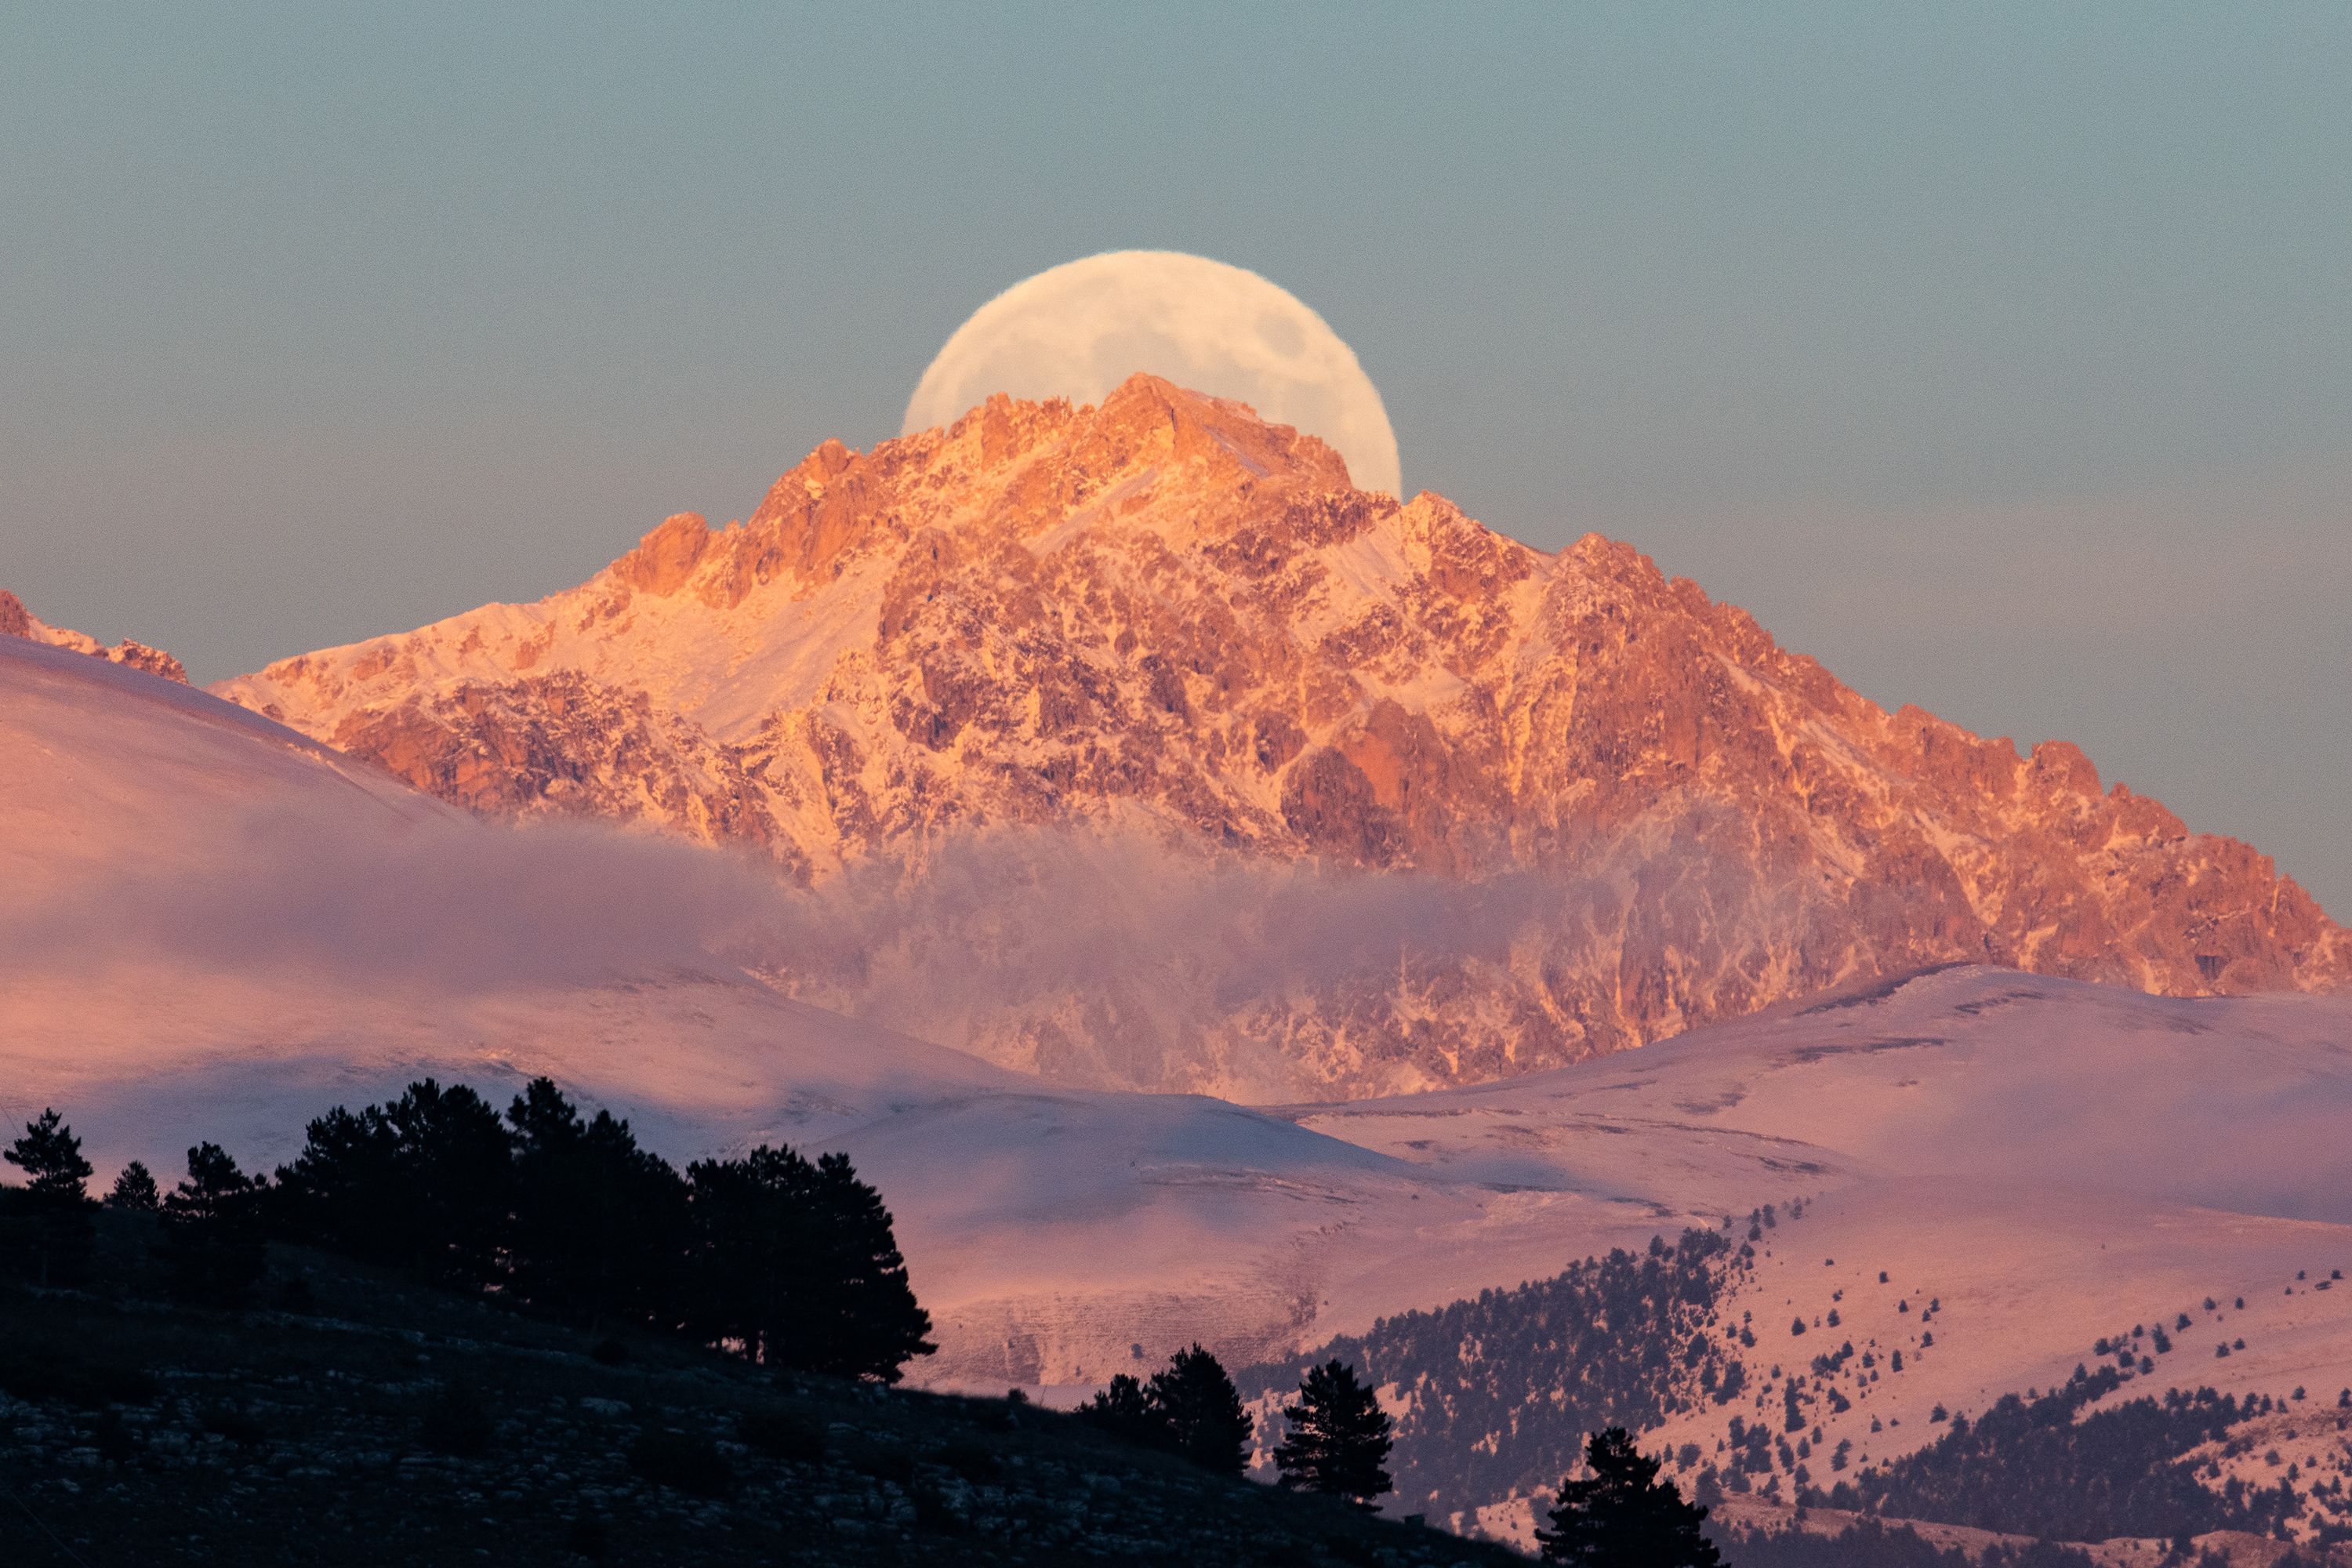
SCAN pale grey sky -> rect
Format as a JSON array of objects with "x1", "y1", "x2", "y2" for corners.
[{"x1": 3, "y1": 3, "x2": 2346, "y2": 909}]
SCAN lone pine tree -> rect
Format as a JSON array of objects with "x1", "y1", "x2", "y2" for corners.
[
  {"x1": 1537, "y1": 1426, "x2": 1722, "y2": 1566},
  {"x1": 1149, "y1": 1344, "x2": 1254, "y2": 1477},
  {"x1": 107, "y1": 1159, "x2": 161, "y2": 1210},
  {"x1": 3, "y1": 1107, "x2": 96, "y2": 1284},
  {"x1": 1275, "y1": 1359, "x2": 1394, "y2": 1508}
]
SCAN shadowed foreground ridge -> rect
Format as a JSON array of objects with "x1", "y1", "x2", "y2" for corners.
[
  {"x1": 0, "y1": 1210, "x2": 1523, "y2": 1568},
  {"x1": 212, "y1": 376, "x2": 2347, "y2": 1098}
]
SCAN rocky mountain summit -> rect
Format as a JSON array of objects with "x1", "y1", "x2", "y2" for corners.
[
  {"x1": 213, "y1": 376, "x2": 2347, "y2": 1098},
  {"x1": 2, "y1": 590, "x2": 187, "y2": 683}
]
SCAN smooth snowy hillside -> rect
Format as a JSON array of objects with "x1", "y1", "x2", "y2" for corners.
[
  {"x1": 849, "y1": 966, "x2": 2352, "y2": 1405},
  {"x1": 0, "y1": 633, "x2": 1014, "y2": 1156}
]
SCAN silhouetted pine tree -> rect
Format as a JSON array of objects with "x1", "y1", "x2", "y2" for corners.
[
  {"x1": 107, "y1": 1160, "x2": 161, "y2": 1210},
  {"x1": 1078, "y1": 1373, "x2": 1166, "y2": 1446},
  {"x1": 684, "y1": 1145, "x2": 935, "y2": 1382},
  {"x1": 506, "y1": 1077, "x2": 686, "y2": 1324},
  {"x1": 162, "y1": 1142, "x2": 267, "y2": 1305},
  {"x1": 804, "y1": 1152, "x2": 935, "y2": 1382},
  {"x1": 1537, "y1": 1426, "x2": 1722, "y2": 1566},
  {"x1": 272, "y1": 1079, "x2": 515, "y2": 1288},
  {"x1": 2, "y1": 1108, "x2": 96, "y2": 1284},
  {"x1": 1149, "y1": 1344, "x2": 1254, "y2": 1477},
  {"x1": 684, "y1": 1146, "x2": 822, "y2": 1367},
  {"x1": 1275, "y1": 1359, "x2": 1393, "y2": 1508}
]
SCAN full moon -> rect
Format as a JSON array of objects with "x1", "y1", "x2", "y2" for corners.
[{"x1": 904, "y1": 250, "x2": 1402, "y2": 497}]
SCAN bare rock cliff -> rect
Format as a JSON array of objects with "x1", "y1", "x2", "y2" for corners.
[{"x1": 1, "y1": 590, "x2": 189, "y2": 683}]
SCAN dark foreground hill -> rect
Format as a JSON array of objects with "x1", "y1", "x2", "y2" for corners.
[{"x1": 0, "y1": 1214, "x2": 1517, "y2": 1568}]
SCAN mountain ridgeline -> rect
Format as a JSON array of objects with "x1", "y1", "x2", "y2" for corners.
[{"x1": 206, "y1": 376, "x2": 2345, "y2": 1100}]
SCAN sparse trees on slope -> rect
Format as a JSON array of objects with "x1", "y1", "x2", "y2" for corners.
[
  {"x1": 162, "y1": 1142, "x2": 267, "y2": 1305},
  {"x1": 3, "y1": 1108, "x2": 96, "y2": 1284},
  {"x1": 1276, "y1": 1359, "x2": 1394, "y2": 1508},
  {"x1": 1149, "y1": 1344, "x2": 1254, "y2": 1476},
  {"x1": 1233, "y1": 1229, "x2": 1735, "y2": 1511},
  {"x1": 1537, "y1": 1426, "x2": 1722, "y2": 1566}
]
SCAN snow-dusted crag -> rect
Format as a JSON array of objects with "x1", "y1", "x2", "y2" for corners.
[
  {"x1": 215, "y1": 376, "x2": 2348, "y2": 1098},
  {"x1": 1, "y1": 589, "x2": 188, "y2": 683}
]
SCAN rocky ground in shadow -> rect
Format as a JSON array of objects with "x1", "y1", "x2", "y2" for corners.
[{"x1": 0, "y1": 1218, "x2": 1518, "y2": 1567}]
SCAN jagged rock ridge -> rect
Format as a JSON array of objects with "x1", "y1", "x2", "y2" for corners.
[
  {"x1": 212, "y1": 376, "x2": 2348, "y2": 1098},
  {"x1": 1, "y1": 590, "x2": 188, "y2": 683}
]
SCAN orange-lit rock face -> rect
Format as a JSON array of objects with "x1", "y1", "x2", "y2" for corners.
[
  {"x1": 0, "y1": 589, "x2": 189, "y2": 684},
  {"x1": 212, "y1": 375, "x2": 2348, "y2": 1098}
]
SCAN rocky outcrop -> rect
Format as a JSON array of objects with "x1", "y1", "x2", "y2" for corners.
[
  {"x1": 212, "y1": 377, "x2": 2350, "y2": 1098},
  {"x1": 0, "y1": 590, "x2": 188, "y2": 683}
]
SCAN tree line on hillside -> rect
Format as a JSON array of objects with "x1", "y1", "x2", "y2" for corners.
[
  {"x1": 0, "y1": 1086, "x2": 934, "y2": 1382},
  {"x1": 1236, "y1": 1225, "x2": 1741, "y2": 1514},
  {"x1": 13, "y1": 1109, "x2": 2309, "y2": 1567},
  {"x1": 1078, "y1": 1341, "x2": 1733, "y2": 1564},
  {"x1": 1822, "y1": 1361, "x2": 2303, "y2": 1542},
  {"x1": 6, "y1": 1102, "x2": 1734, "y2": 1561}
]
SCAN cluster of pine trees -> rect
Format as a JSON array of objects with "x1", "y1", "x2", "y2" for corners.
[
  {"x1": 20, "y1": 1105, "x2": 2294, "y2": 1566},
  {"x1": 1076, "y1": 1346, "x2": 1401, "y2": 1511},
  {"x1": 1824, "y1": 1363, "x2": 2299, "y2": 1541},
  {"x1": 1238, "y1": 1227, "x2": 1737, "y2": 1513},
  {"x1": 1071, "y1": 1346, "x2": 1726, "y2": 1566},
  {"x1": 0, "y1": 1083, "x2": 935, "y2": 1383}
]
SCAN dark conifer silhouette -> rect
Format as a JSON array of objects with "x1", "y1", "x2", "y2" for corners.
[
  {"x1": 57, "y1": 1077, "x2": 936, "y2": 1382},
  {"x1": 684, "y1": 1145, "x2": 934, "y2": 1382},
  {"x1": 162, "y1": 1142, "x2": 267, "y2": 1305},
  {"x1": 3, "y1": 1107, "x2": 96, "y2": 1283},
  {"x1": 1536, "y1": 1426, "x2": 1722, "y2": 1566},
  {"x1": 1149, "y1": 1343, "x2": 1254, "y2": 1477},
  {"x1": 273, "y1": 1079, "x2": 514, "y2": 1288},
  {"x1": 805, "y1": 1151, "x2": 936, "y2": 1381},
  {"x1": 1078, "y1": 1373, "x2": 1165, "y2": 1446},
  {"x1": 107, "y1": 1159, "x2": 161, "y2": 1210},
  {"x1": 1275, "y1": 1359, "x2": 1394, "y2": 1507},
  {"x1": 506, "y1": 1077, "x2": 686, "y2": 1324},
  {"x1": 5, "y1": 1108, "x2": 93, "y2": 1200}
]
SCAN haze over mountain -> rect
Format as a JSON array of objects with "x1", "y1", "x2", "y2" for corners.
[{"x1": 211, "y1": 377, "x2": 2346, "y2": 1102}]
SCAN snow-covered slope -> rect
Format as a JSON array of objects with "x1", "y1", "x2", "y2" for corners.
[
  {"x1": 9, "y1": 638, "x2": 2350, "y2": 1544},
  {"x1": 0, "y1": 634, "x2": 1461, "y2": 1388},
  {"x1": 0, "y1": 633, "x2": 1013, "y2": 1153},
  {"x1": 1272, "y1": 966, "x2": 2352, "y2": 1539}
]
